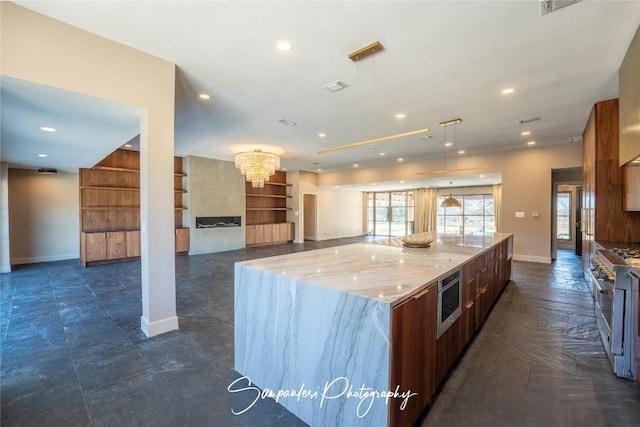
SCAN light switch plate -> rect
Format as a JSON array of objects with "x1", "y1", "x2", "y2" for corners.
[{"x1": 515, "y1": 211, "x2": 525, "y2": 218}]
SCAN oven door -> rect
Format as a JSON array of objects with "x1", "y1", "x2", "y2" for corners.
[
  {"x1": 437, "y1": 273, "x2": 462, "y2": 339},
  {"x1": 590, "y1": 270, "x2": 613, "y2": 355}
]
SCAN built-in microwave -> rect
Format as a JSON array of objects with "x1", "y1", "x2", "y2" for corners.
[{"x1": 437, "y1": 269, "x2": 462, "y2": 338}]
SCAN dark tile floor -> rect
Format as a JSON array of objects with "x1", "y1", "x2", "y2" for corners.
[{"x1": 2, "y1": 240, "x2": 640, "y2": 426}]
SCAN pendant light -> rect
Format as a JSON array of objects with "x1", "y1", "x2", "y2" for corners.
[
  {"x1": 317, "y1": 41, "x2": 429, "y2": 154},
  {"x1": 440, "y1": 118, "x2": 462, "y2": 208}
]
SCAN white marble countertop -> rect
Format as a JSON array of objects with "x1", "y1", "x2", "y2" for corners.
[{"x1": 238, "y1": 232, "x2": 512, "y2": 305}]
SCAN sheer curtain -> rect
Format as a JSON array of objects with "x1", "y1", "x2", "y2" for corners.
[
  {"x1": 493, "y1": 184, "x2": 502, "y2": 232},
  {"x1": 414, "y1": 188, "x2": 438, "y2": 233}
]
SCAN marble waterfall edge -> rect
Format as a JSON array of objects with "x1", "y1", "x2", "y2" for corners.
[{"x1": 234, "y1": 263, "x2": 391, "y2": 426}]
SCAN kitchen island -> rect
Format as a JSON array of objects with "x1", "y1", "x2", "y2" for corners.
[{"x1": 234, "y1": 232, "x2": 513, "y2": 426}]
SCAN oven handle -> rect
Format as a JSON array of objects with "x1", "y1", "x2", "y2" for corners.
[{"x1": 599, "y1": 288, "x2": 614, "y2": 295}]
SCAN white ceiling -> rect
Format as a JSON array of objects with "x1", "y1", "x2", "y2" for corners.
[{"x1": 2, "y1": 1, "x2": 639, "y2": 188}]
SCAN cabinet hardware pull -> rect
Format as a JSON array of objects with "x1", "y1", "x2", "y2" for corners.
[{"x1": 412, "y1": 286, "x2": 432, "y2": 299}]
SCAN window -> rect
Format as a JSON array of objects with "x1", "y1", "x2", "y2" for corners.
[
  {"x1": 366, "y1": 191, "x2": 414, "y2": 237},
  {"x1": 437, "y1": 194, "x2": 495, "y2": 236},
  {"x1": 557, "y1": 191, "x2": 571, "y2": 240}
]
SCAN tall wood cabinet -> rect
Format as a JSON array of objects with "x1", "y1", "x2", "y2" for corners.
[
  {"x1": 79, "y1": 149, "x2": 189, "y2": 266},
  {"x1": 245, "y1": 170, "x2": 294, "y2": 246},
  {"x1": 582, "y1": 99, "x2": 640, "y2": 276}
]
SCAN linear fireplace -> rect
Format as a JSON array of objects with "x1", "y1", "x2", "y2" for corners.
[{"x1": 196, "y1": 216, "x2": 241, "y2": 229}]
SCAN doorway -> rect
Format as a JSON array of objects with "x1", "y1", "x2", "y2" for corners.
[
  {"x1": 551, "y1": 167, "x2": 582, "y2": 260},
  {"x1": 303, "y1": 193, "x2": 317, "y2": 241}
]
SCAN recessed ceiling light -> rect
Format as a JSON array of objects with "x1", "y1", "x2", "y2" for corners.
[
  {"x1": 40, "y1": 126, "x2": 56, "y2": 132},
  {"x1": 458, "y1": 150, "x2": 465, "y2": 154},
  {"x1": 198, "y1": 93, "x2": 210, "y2": 100},
  {"x1": 521, "y1": 131, "x2": 531, "y2": 136},
  {"x1": 399, "y1": 181, "x2": 405, "y2": 184},
  {"x1": 276, "y1": 40, "x2": 294, "y2": 52},
  {"x1": 527, "y1": 141, "x2": 536, "y2": 146},
  {"x1": 395, "y1": 113, "x2": 406, "y2": 119},
  {"x1": 318, "y1": 133, "x2": 326, "y2": 137},
  {"x1": 397, "y1": 158, "x2": 404, "y2": 162},
  {"x1": 38, "y1": 153, "x2": 48, "y2": 157},
  {"x1": 379, "y1": 152, "x2": 385, "y2": 156},
  {"x1": 445, "y1": 142, "x2": 452, "y2": 147},
  {"x1": 124, "y1": 144, "x2": 132, "y2": 148},
  {"x1": 502, "y1": 88, "x2": 515, "y2": 95},
  {"x1": 479, "y1": 174, "x2": 486, "y2": 178},
  {"x1": 316, "y1": 169, "x2": 322, "y2": 172},
  {"x1": 353, "y1": 164, "x2": 359, "y2": 168}
]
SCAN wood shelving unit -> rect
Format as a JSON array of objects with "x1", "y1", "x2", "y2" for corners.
[
  {"x1": 79, "y1": 148, "x2": 190, "y2": 266},
  {"x1": 245, "y1": 170, "x2": 294, "y2": 246}
]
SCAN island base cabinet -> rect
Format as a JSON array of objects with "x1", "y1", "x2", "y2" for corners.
[
  {"x1": 390, "y1": 283, "x2": 437, "y2": 427},
  {"x1": 435, "y1": 319, "x2": 461, "y2": 387}
]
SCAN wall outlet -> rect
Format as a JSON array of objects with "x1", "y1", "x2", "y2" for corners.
[{"x1": 532, "y1": 212, "x2": 540, "y2": 218}]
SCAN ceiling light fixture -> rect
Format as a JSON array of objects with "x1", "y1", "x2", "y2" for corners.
[
  {"x1": 440, "y1": 118, "x2": 462, "y2": 209},
  {"x1": 458, "y1": 150, "x2": 465, "y2": 154},
  {"x1": 521, "y1": 131, "x2": 531, "y2": 136},
  {"x1": 198, "y1": 93, "x2": 210, "y2": 100},
  {"x1": 395, "y1": 113, "x2": 406, "y2": 119},
  {"x1": 40, "y1": 126, "x2": 56, "y2": 132},
  {"x1": 124, "y1": 144, "x2": 133, "y2": 148},
  {"x1": 444, "y1": 142, "x2": 452, "y2": 147},
  {"x1": 38, "y1": 153, "x2": 48, "y2": 158},
  {"x1": 527, "y1": 141, "x2": 536, "y2": 146},
  {"x1": 318, "y1": 133, "x2": 326, "y2": 137},
  {"x1": 379, "y1": 152, "x2": 385, "y2": 156},
  {"x1": 353, "y1": 164, "x2": 359, "y2": 168},
  {"x1": 234, "y1": 149, "x2": 280, "y2": 188},
  {"x1": 317, "y1": 41, "x2": 429, "y2": 154},
  {"x1": 397, "y1": 158, "x2": 404, "y2": 162},
  {"x1": 501, "y1": 88, "x2": 515, "y2": 95}
]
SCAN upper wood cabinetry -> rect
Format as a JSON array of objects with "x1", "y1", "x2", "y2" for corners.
[
  {"x1": 245, "y1": 170, "x2": 294, "y2": 247},
  {"x1": 582, "y1": 100, "x2": 640, "y2": 275},
  {"x1": 79, "y1": 148, "x2": 189, "y2": 266}
]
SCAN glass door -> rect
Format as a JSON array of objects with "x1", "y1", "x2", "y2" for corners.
[{"x1": 367, "y1": 191, "x2": 414, "y2": 237}]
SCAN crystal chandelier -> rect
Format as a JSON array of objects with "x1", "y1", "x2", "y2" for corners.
[{"x1": 234, "y1": 149, "x2": 280, "y2": 188}]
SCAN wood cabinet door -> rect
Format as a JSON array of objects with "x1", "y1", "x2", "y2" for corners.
[
  {"x1": 623, "y1": 165, "x2": 640, "y2": 211},
  {"x1": 125, "y1": 231, "x2": 141, "y2": 257},
  {"x1": 287, "y1": 223, "x2": 294, "y2": 241},
  {"x1": 84, "y1": 233, "x2": 107, "y2": 262},
  {"x1": 390, "y1": 283, "x2": 437, "y2": 427},
  {"x1": 175, "y1": 228, "x2": 190, "y2": 253},
  {"x1": 106, "y1": 232, "x2": 126, "y2": 260},
  {"x1": 261, "y1": 224, "x2": 273, "y2": 244},
  {"x1": 246, "y1": 225, "x2": 256, "y2": 246},
  {"x1": 272, "y1": 223, "x2": 282, "y2": 243}
]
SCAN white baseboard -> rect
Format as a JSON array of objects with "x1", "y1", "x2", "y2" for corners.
[
  {"x1": 11, "y1": 253, "x2": 79, "y2": 265},
  {"x1": 293, "y1": 239, "x2": 304, "y2": 244},
  {"x1": 1, "y1": 265, "x2": 11, "y2": 273},
  {"x1": 141, "y1": 315, "x2": 179, "y2": 337},
  {"x1": 513, "y1": 254, "x2": 552, "y2": 264}
]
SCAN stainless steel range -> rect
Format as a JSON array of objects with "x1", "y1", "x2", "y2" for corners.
[{"x1": 589, "y1": 248, "x2": 634, "y2": 379}]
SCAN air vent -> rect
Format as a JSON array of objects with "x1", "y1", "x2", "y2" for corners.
[
  {"x1": 322, "y1": 80, "x2": 349, "y2": 93},
  {"x1": 419, "y1": 135, "x2": 433, "y2": 140},
  {"x1": 517, "y1": 116, "x2": 540, "y2": 124},
  {"x1": 38, "y1": 168, "x2": 58, "y2": 174},
  {"x1": 277, "y1": 118, "x2": 297, "y2": 127},
  {"x1": 541, "y1": 0, "x2": 581, "y2": 16},
  {"x1": 570, "y1": 136, "x2": 582, "y2": 143}
]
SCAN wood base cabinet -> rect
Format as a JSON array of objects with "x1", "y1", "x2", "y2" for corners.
[
  {"x1": 246, "y1": 223, "x2": 294, "y2": 247},
  {"x1": 390, "y1": 283, "x2": 437, "y2": 427},
  {"x1": 175, "y1": 228, "x2": 190, "y2": 253}
]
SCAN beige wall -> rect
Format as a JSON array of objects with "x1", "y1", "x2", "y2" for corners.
[
  {"x1": 8, "y1": 168, "x2": 79, "y2": 264},
  {"x1": 184, "y1": 156, "x2": 246, "y2": 254},
  {"x1": 320, "y1": 143, "x2": 583, "y2": 262}
]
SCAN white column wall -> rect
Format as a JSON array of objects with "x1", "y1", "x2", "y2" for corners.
[
  {"x1": 1, "y1": 3, "x2": 177, "y2": 336},
  {"x1": 1, "y1": 162, "x2": 10, "y2": 273}
]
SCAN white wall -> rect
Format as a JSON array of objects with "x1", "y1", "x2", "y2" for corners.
[
  {"x1": 1, "y1": 163, "x2": 11, "y2": 272},
  {"x1": 288, "y1": 171, "x2": 363, "y2": 242},
  {"x1": 184, "y1": 155, "x2": 246, "y2": 254},
  {"x1": 8, "y1": 168, "x2": 79, "y2": 265}
]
